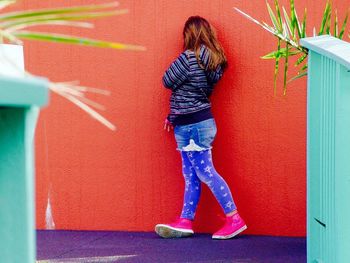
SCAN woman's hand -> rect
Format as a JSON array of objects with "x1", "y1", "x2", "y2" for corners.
[{"x1": 163, "y1": 118, "x2": 173, "y2": 132}]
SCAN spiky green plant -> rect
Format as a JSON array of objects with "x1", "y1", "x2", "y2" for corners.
[
  {"x1": 235, "y1": 0, "x2": 349, "y2": 95},
  {"x1": 0, "y1": 1, "x2": 145, "y2": 129}
]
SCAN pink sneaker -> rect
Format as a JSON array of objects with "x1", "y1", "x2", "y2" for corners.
[
  {"x1": 212, "y1": 213, "x2": 247, "y2": 240},
  {"x1": 155, "y1": 218, "x2": 194, "y2": 238}
]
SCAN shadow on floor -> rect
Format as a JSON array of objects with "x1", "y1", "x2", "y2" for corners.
[{"x1": 36, "y1": 230, "x2": 306, "y2": 263}]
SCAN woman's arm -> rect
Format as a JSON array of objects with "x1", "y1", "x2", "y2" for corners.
[
  {"x1": 205, "y1": 64, "x2": 223, "y2": 85},
  {"x1": 200, "y1": 46, "x2": 224, "y2": 85},
  {"x1": 163, "y1": 52, "x2": 189, "y2": 90}
]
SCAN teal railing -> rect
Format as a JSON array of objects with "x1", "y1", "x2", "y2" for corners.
[
  {"x1": 0, "y1": 75, "x2": 48, "y2": 263},
  {"x1": 300, "y1": 35, "x2": 350, "y2": 263}
]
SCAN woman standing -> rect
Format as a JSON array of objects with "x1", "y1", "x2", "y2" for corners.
[{"x1": 155, "y1": 16, "x2": 247, "y2": 240}]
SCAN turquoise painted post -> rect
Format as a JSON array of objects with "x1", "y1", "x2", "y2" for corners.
[
  {"x1": 300, "y1": 35, "x2": 350, "y2": 263},
  {"x1": 0, "y1": 75, "x2": 48, "y2": 263}
]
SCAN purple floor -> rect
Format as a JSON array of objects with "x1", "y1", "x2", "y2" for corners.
[{"x1": 36, "y1": 230, "x2": 306, "y2": 263}]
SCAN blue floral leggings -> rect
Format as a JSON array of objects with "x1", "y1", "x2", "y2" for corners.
[{"x1": 180, "y1": 149, "x2": 237, "y2": 220}]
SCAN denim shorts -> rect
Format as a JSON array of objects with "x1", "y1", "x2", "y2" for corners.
[{"x1": 174, "y1": 118, "x2": 217, "y2": 151}]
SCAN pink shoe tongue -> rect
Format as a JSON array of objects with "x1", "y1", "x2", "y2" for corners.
[{"x1": 227, "y1": 214, "x2": 241, "y2": 224}]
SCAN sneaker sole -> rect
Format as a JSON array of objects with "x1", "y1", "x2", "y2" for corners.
[
  {"x1": 155, "y1": 224, "x2": 194, "y2": 238},
  {"x1": 212, "y1": 225, "x2": 247, "y2": 240}
]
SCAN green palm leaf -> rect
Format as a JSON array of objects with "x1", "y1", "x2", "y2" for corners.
[
  {"x1": 0, "y1": 2, "x2": 118, "y2": 20},
  {"x1": 261, "y1": 48, "x2": 300, "y2": 59},
  {"x1": 301, "y1": 8, "x2": 307, "y2": 38},
  {"x1": 282, "y1": 21, "x2": 289, "y2": 38},
  {"x1": 273, "y1": 38, "x2": 281, "y2": 95},
  {"x1": 0, "y1": 10, "x2": 128, "y2": 29},
  {"x1": 0, "y1": 2, "x2": 144, "y2": 52},
  {"x1": 282, "y1": 7, "x2": 294, "y2": 39},
  {"x1": 4, "y1": 21, "x2": 94, "y2": 33},
  {"x1": 295, "y1": 53, "x2": 307, "y2": 66},
  {"x1": 12, "y1": 31, "x2": 145, "y2": 51},
  {"x1": 235, "y1": 0, "x2": 349, "y2": 95},
  {"x1": 274, "y1": 0, "x2": 283, "y2": 30},
  {"x1": 319, "y1": 2, "x2": 332, "y2": 35},
  {"x1": 326, "y1": 9, "x2": 332, "y2": 34},
  {"x1": 235, "y1": 8, "x2": 304, "y2": 52},
  {"x1": 267, "y1": 2, "x2": 281, "y2": 31},
  {"x1": 283, "y1": 43, "x2": 289, "y2": 95},
  {"x1": 289, "y1": 71, "x2": 307, "y2": 82},
  {"x1": 291, "y1": 0, "x2": 302, "y2": 38},
  {"x1": 0, "y1": 0, "x2": 16, "y2": 10},
  {"x1": 0, "y1": 1, "x2": 146, "y2": 130},
  {"x1": 0, "y1": 26, "x2": 21, "y2": 43},
  {"x1": 338, "y1": 10, "x2": 349, "y2": 39},
  {"x1": 334, "y1": 10, "x2": 338, "y2": 37}
]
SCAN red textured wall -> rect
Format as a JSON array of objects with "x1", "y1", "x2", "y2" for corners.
[{"x1": 19, "y1": 0, "x2": 348, "y2": 236}]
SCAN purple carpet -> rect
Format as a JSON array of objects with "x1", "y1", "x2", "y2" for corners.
[{"x1": 36, "y1": 230, "x2": 306, "y2": 263}]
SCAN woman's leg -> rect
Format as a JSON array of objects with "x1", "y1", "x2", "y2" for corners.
[
  {"x1": 180, "y1": 151, "x2": 201, "y2": 220},
  {"x1": 185, "y1": 149, "x2": 247, "y2": 239},
  {"x1": 154, "y1": 152, "x2": 200, "y2": 238},
  {"x1": 185, "y1": 149, "x2": 236, "y2": 215}
]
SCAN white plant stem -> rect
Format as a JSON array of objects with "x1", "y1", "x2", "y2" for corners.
[{"x1": 234, "y1": 7, "x2": 308, "y2": 54}]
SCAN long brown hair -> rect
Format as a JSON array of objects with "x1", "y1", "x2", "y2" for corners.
[{"x1": 183, "y1": 16, "x2": 227, "y2": 70}]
